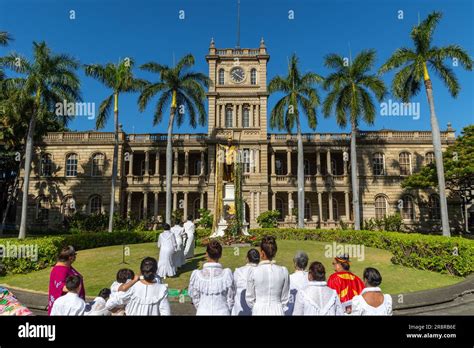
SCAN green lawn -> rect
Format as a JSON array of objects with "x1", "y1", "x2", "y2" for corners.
[{"x1": 0, "y1": 240, "x2": 463, "y2": 297}]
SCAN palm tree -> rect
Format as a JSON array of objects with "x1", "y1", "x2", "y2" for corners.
[
  {"x1": 379, "y1": 12, "x2": 472, "y2": 236},
  {"x1": 0, "y1": 31, "x2": 12, "y2": 46},
  {"x1": 323, "y1": 50, "x2": 386, "y2": 230},
  {"x1": 268, "y1": 54, "x2": 322, "y2": 228},
  {"x1": 84, "y1": 59, "x2": 144, "y2": 232},
  {"x1": 138, "y1": 54, "x2": 209, "y2": 224},
  {"x1": 2, "y1": 41, "x2": 81, "y2": 239}
]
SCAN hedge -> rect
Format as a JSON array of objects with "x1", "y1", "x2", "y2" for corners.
[
  {"x1": 248, "y1": 228, "x2": 474, "y2": 277},
  {"x1": 1, "y1": 228, "x2": 473, "y2": 277}
]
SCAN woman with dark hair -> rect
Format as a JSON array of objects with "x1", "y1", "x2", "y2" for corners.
[
  {"x1": 246, "y1": 236, "x2": 290, "y2": 315},
  {"x1": 231, "y1": 248, "x2": 260, "y2": 316},
  {"x1": 111, "y1": 257, "x2": 171, "y2": 316},
  {"x1": 351, "y1": 267, "x2": 392, "y2": 316},
  {"x1": 293, "y1": 261, "x2": 344, "y2": 316},
  {"x1": 188, "y1": 240, "x2": 235, "y2": 315},
  {"x1": 48, "y1": 246, "x2": 85, "y2": 315}
]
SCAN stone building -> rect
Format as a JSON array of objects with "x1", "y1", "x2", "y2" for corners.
[{"x1": 13, "y1": 40, "x2": 459, "y2": 231}]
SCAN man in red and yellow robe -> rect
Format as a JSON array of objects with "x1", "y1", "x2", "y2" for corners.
[{"x1": 327, "y1": 255, "x2": 364, "y2": 312}]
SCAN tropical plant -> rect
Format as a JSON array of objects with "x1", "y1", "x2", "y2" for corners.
[
  {"x1": 268, "y1": 54, "x2": 322, "y2": 228},
  {"x1": 256, "y1": 210, "x2": 280, "y2": 228},
  {"x1": 323, "y1": 49, "x2": 386, "y2": 230},
  {"x1": 196, "y1": 208, "x2": 213, "y2": 229},
  {"x1": 379, "y1": 11, "x2": 473, "y2": 237},
  {"x1": 84, "y1": 59, "x2": 145, "y2": 233},
  {"x1": 138, "y1": 54, "x2": 210, "y2": 224},
  {"x1": 2, "y1": 42, "x2": 81, "y2": 239}
]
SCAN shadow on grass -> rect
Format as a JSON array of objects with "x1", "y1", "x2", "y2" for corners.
[{"x1": 175, "y1": 253, "x2": 206, "y2": 280}]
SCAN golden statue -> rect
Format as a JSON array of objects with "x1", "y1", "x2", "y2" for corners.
[{"x1": 222, "y1": 137, "x2": 237, "y2": 182}]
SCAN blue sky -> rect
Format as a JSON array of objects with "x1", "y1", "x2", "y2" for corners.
[{"x1": 1, "y1": 0, "x2": 473, "y2": 135}]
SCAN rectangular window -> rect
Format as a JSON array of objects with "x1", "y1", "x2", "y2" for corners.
[{"x1": 66, "y1": 154, "x2": 78, "y2": 177}]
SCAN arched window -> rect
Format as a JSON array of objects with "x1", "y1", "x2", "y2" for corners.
[
  {"x1": 401, "y1": 195, "x2": 414, "y2": 220},
  {"x1": 399, "y1": 152, "x2": 411, "y2": 176},
  {"x1": 36, "y1": 196, "x2": 50, "y2": 222},
  {"x1": 429, "y1": 194, "x2": 441, "y2": 220},
  {"x1": 375, "y1": 195, "x2": 388, "y2": 219},
  {"x1": 373, "y1": 153, "x2": 385, "y2": 176},
  {"x1": 425, "y1": 152, "x2": 435, "y2": 165},
  {"x1": 304, "y1": 199, "x2": 311, "y2": 220},
  {"x1": 250, "y1": 68, "x2": 257, "y2": 85},
  {"x1": 242, "y1": 106, "x2": 250, "y2": 128},
  {"x1": 41, "y1": 153, "x2": 53, "y2": 177},
  {"x1": 304, "y1": 159, "x2": 310, "y2": 175},
  {"x1": 218, "y1": 69, "x2": 225, "y2": 85},
  {"x1": 91, "y1": 153, "x2": 105, "y2": 176},
  {"x1": 62, "y1": 195, "x2": 76, "y2": 218},
  {"x1": 276, "y1": 198, "x2": 284, "y2": 221},
  {"x1": 89, "y1": 195, "x2": 102, "y2": 215},
  {"x1": 66, "y1": 153, "x2": 78, "y2": 177},
  {"x1": 225, "y1": 107, "x2": 233, "y2": 127}
]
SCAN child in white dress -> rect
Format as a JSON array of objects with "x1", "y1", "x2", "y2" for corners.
[
  {"x1": 286, "y1": 251, "x2": 309, "y2": 315},
  {"x1": 293, "y1": 261, "x2": 344, "y2": 316},
  {"x1": 351, "y1": 267, "x2": 392, "y2": 316},
  {"x1": 50, "y1": 275, "x2": 86, "y2": 316},
  {"x1": 85, "y1": 288, "x2": 111, "y2": 316},
  {"x1": 106, "y1": 268, "x2": 135, "y2": 315},
  {"x1": 171, "y1": 220, "x2": 186, "y2": 269},
  {"x1": 111, "y1": 257, "x2": 171, "y2": 316},
  {"x1": 232, "y1": 248, "x2": 260, "y2": 316},
  {"x1": 246, "y1": 236, "x2": 290, "y2": 315},
  {"x1": 188, "y1": 240, "x2": 235, "y2": 315},
  {"x1": 157, "y1": 223, "x2": 177, "y2": 278}
]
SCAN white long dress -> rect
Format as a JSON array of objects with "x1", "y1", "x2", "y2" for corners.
[
  {"x1": 183, "y1": 220, "x2": 195, "y2": 259},
  {"x1": 84, "y1": 297, "x2": 111, "y2": 316},
  {"x1": 286, "y1": 270, "x2": 309, "y2": 315},
  {"x1": 351, "y1": 287, "x2": 393, "y2": 316},
  {"x1": 50, "y1": 292, "x2": 86, "y2": 316},
  {"x1": 293, "y1": 281, "x2": 344, "y2": 316},
  {"x1": 231, "y1": 263, "x2": 257, "y2": 316},
  {"x1": 171, "y1": 225, "x2": 186, "y2": 268},
  {"x1": 188, "y1": 262, "x2": 235, "y2": 315},
  {"x1": 246, "y1": 260, "x2": 290, "y2": 315},
  {"x1": 157, "y1": 230, "x2": 177, "y2": 278},
  {"x1": 109, "y1": 281, "x2": 171, "y2": 316}
]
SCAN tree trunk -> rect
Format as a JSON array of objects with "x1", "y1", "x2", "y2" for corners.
[
  {"x1": 296, "y1": 121, "x2": 305, "y2": 228},
  {"x1": 165, "y1": 107, "x2": 176, "y2": 225},
  {"x1": 350, "y1": 121, "x2": 360, "y2": 230},
  {"x1": 0, "y1": 160, "x2": 22, "y2": 235},
  {"x1": 424, "y1": 73, "x2": 451, "y2": 236},
  {"x1": 107, "y1": 92, "x2": 119, "y2": 233},
  {"x1": 18, "y1": 115, "x2": 36, "y2": 239}
]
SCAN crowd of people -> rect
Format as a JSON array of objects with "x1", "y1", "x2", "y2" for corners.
[{"x1": 47, "y1": 220, "x2": 392, "y2": 316}]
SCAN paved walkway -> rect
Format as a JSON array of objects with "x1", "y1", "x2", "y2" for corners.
[{"x1": 4, "y1": 274, "x2": 474, "y2": 316}]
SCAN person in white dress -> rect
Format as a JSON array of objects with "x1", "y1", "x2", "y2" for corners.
[
  {"x1": 286, "y1": 251, "x2": 309, "y2": 315},
  {"x1": 106, "y1": 268, "x2": 135, "y2": 315},
  {"x1": 171, "y1": 219, "x2": 186, "y2": 269},
  {"x1": 50, "y1": 275, "x2": 86, "y2": 316},
  {"x1": 351, "y1": 267, "x2": 392, "y2": 316},
  {"x1": 231, "y1": 248, "x2": 260, "y2": 316},
  {"x1": 183, "y1": 215, "x2": 196, "y2": 259},
  {"x1": 84, "y1": 288, "x2": 111, "y2": 316},
  {"x1": 107, "y1": 257, "x2": 171, "y2": 316},
  {"x1": 246, "y1": 236, "x2": 290, "y2": 316},
  {"x1": 293, "y1": 261, "x2": 344, "y2": 316},
  {"x1": 188, "y1": 240, "x2": 235, "y2": 315},
  {"x1": 157, "y1": 223, "x2": 178, "y2": 278}
]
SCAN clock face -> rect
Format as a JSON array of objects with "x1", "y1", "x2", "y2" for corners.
[{"x1": 230, "y1": 67, "x2": 245, "y2": 83}]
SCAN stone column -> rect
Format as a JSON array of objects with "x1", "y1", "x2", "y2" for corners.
[
  {"x1": 256, "y1": 192, "x2": 260, "y2": 218},
  {"x1": 127, "y1": 191, "x2": 132, "y2": 216},
  {"x1": 343, "y1": 151, "x2": 348, "y2": 175},
  {"x1": 144, "y1": 151, "x2": 149, "y2": 176},
  {"x1": 238, "y1": 104, "x2": 242, "y2": 128},
  {"x1": 200, "y1": 151, "x2": 205, "y2": 175},
  {"x1": 173, "y1": 150, "x2": 178, "y2": 175},
  {"x1": 287, "y1": 149, "x2": 292, "y2": 175},
  {"x1": 183, "y1": 192, "x2": 188, "y2": 219},
  {"x1": 173, "y1": 192, "x2": 177, "y2": 211},
  {"x1": 272, "y1": 191, "x2": 276, "y2": 210},
  {"x1": 328, "y1": 191, "x2": 334, "y2": 221},
  {"x1": 184, "y1": 151, "x2": 189, "y2": 176},
  {"x1": 250, "y1": 192, "x2": 255, "y2": 222},
  {"x1": 316, "y1": 151, "x2": 321, "y2": 175},
  {"x1": 155, "y1": 151, "x2": 160, "y2": 176},
  {"x1": 271, "y1": 150, "x2": 276, "y2": 175},
  {"x1": 288, "y1": 192, "x2": 293, "y2": 218},
  {"x1": 154, "y1": 192, "x2": 159, "y2": 220},
  {"x1": 317, "y1": 192, "x2": 323, "y2": 223},
  {"x1": 233, "y1": 104, "x2": 237, "y2": 128},
  {"x1": 200, "y1": 192, "x2": 204, "y2": 209},
  {"x1": 327, "y1": 149, "x2": 332, "y2": 175},
  {"x1": 128, "y1": 151, "x2": 134, "y2": 176},
  {"x1": 250, "y1": 105, "x2": 254, "y2": 127},
  {"x1": 255, "y1": 149, "x2": 260, "y2": 173},
  {"x1": 143, "y1": 192, "x2": 148, "y2": 219},
  {"x1": 345, "y1": 191, "x2": 350, "y2": 221}
]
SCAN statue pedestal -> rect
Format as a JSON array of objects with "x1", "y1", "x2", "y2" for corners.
[{"x1": 211, "y1": 183, "x2": 234, "y2": 237}]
